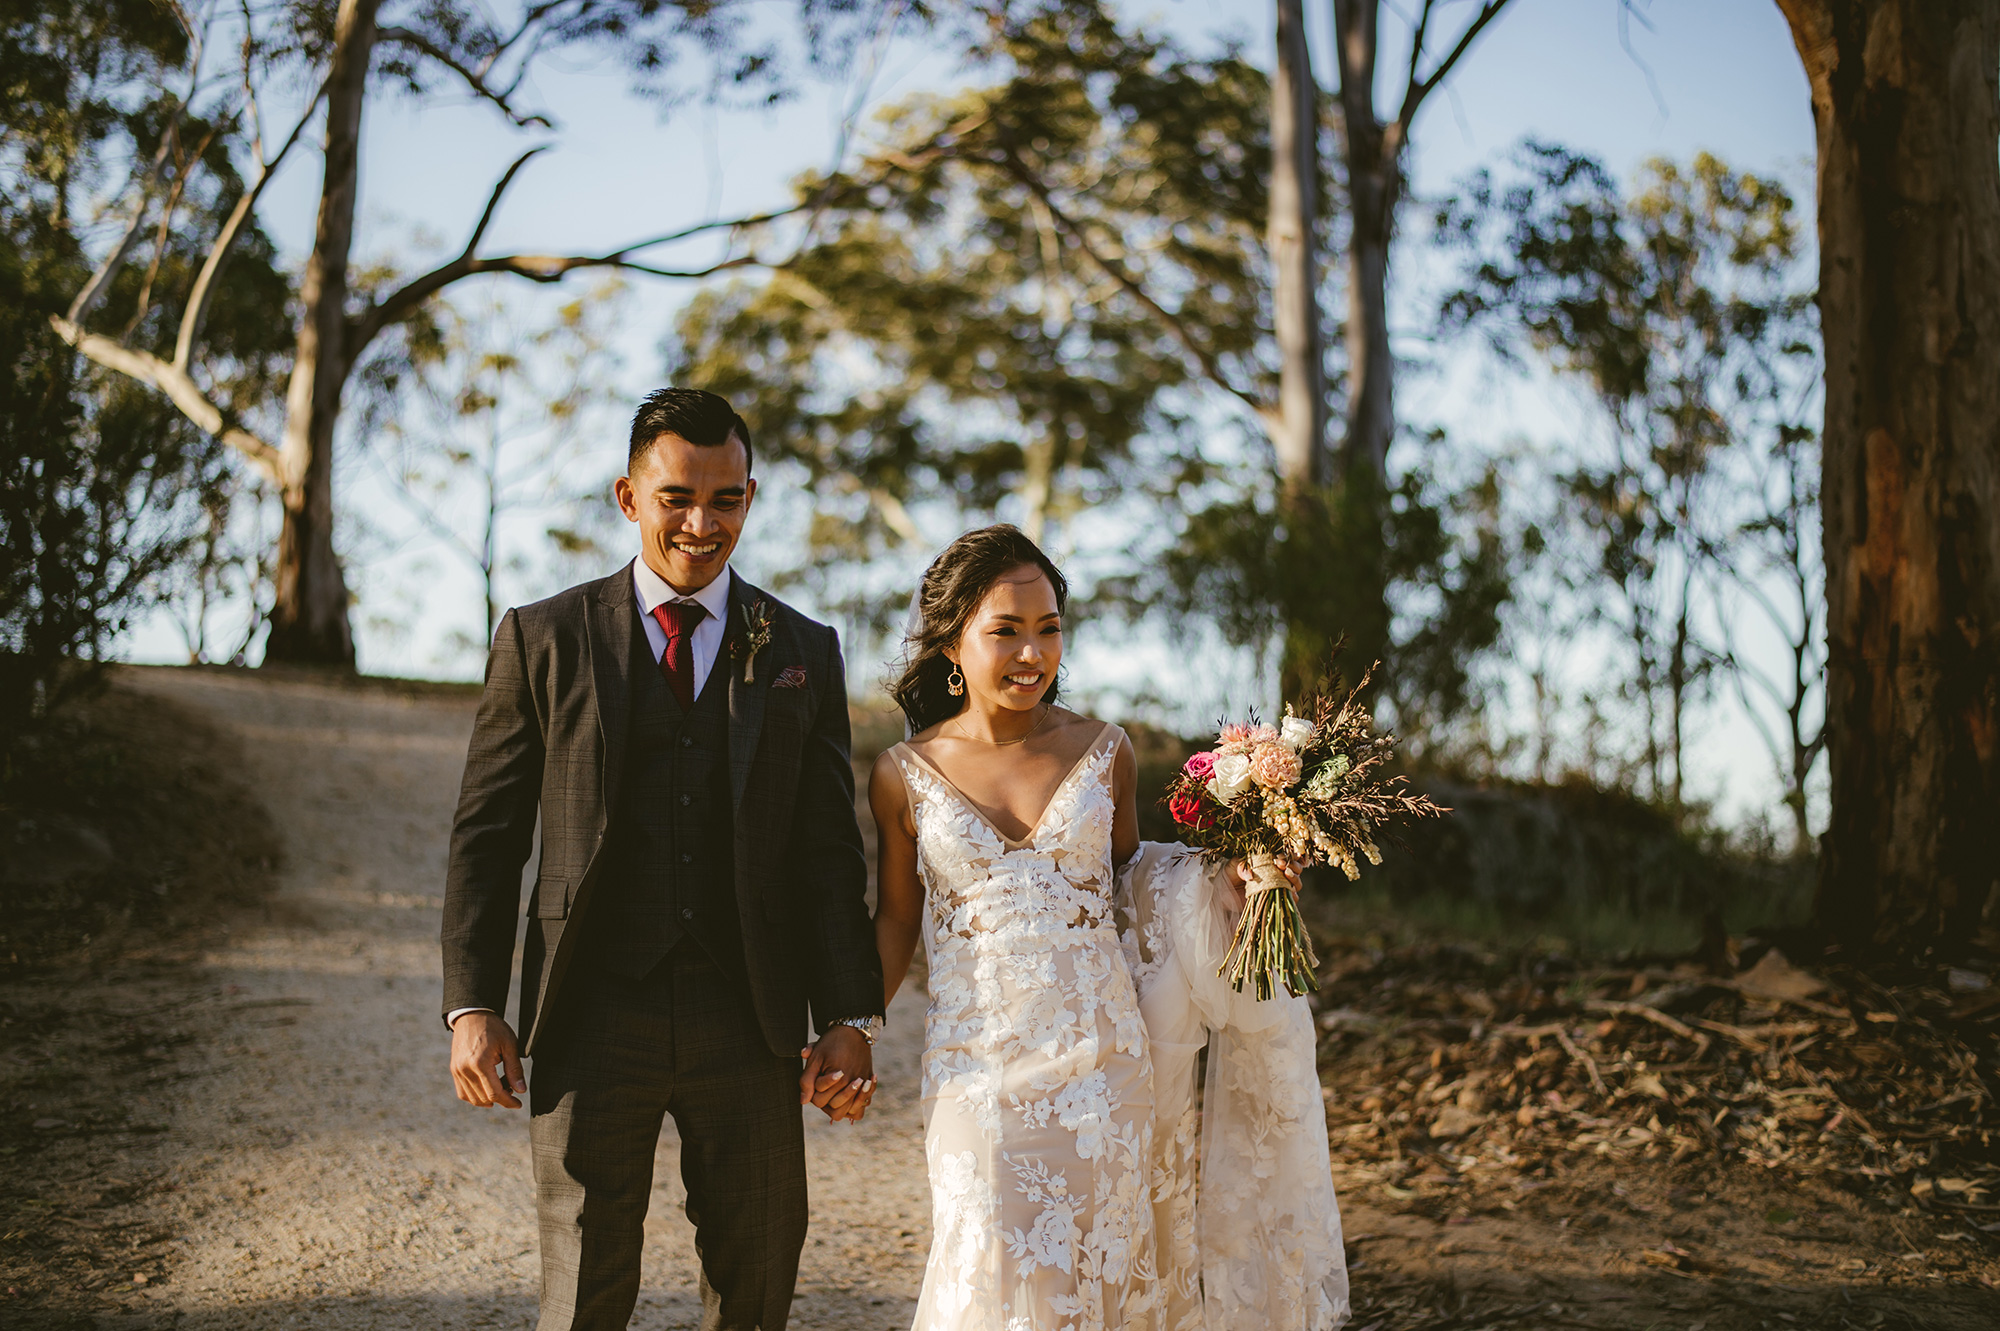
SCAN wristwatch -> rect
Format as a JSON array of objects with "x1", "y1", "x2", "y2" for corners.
[{"x1": 829, "y1": 1015, "x2": 884, "y2": 1045}]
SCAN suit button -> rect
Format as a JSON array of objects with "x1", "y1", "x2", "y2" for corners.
[
  {"x1": 680, "y1": 736, "x2": 694, "y2": 748},
  {"x1": 680, "y1": 794, "x2": 693, "y2": 806},
  {"x1": 680, "y1": 852, "x2": 694, "y2": 864},
  {"x1": 681, "y1": 907, "x2": 697, "y2": 921}
]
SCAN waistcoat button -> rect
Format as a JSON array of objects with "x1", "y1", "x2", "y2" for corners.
[
  {"x1": 680, "y1": 794, "x2": 693, "y2": 806},
  {"x1": 681, "y1": 852, "x2": 694, "y2": 864},
  {"x1": 681, "y1": 907, "x2": 697, "y2": 921},
  {"x1": 680, "y1": 736, "x2": 694, "y2": 748}
]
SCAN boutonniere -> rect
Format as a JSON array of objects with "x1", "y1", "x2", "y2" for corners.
[{"x1": 732, "y1": 599, "x2": 775, "y2": 683}]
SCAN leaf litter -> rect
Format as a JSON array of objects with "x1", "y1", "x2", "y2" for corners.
[{"x1": 1308, "y1": 931, "x2": 2000, "y2": 1328}]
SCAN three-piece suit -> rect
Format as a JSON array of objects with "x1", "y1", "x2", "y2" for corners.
[{"x1": 441, "y1": 560, "x2": 882, "y2": 1330}]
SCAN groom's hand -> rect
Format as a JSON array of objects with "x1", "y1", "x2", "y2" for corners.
[
  {"x1": 799, "y1": 1026, "x2": 874, "y2": 1122},
  {"x1": 451, "y1": 1011, "x2": 526, "y2": 1109}
]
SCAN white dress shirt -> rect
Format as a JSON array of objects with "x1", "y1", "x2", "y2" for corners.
[
  {"x1": 631, "y1": 557, "x2": 733, "y2": 694},
  {"x1": 446, "y1": 559, "x2": 735, "y2": 1033}
]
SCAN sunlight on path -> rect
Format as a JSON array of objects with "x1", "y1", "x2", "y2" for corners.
[{"x1": 116, "y1": 666, "x2": 929, "y2": 1330}]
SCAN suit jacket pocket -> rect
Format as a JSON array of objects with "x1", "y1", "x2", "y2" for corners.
[{"x1": 532, "y1": 878, "x2": 571, "y2": 919}]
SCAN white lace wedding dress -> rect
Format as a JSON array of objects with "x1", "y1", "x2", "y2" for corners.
[{"x1": 892, "y1": 722, "x2": 1348, "y2": 1331}]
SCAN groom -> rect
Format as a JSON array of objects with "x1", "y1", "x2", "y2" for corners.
[{"x1": 440, "y1": 388, "x2": 885, "y2": 1330}]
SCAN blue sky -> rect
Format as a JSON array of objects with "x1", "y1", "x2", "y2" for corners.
[{"x1": 123, "y1": 0, "x2": 1820, "y2": 825}]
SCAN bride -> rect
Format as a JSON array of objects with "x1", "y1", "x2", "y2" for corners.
[{"x1": 862, "y1": 525, "x2": 1349, "y2": 1331}]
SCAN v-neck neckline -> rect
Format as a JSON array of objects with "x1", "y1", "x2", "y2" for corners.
[{"x1": 899, "y1": 722, "x2": 1113, "y2": 850}]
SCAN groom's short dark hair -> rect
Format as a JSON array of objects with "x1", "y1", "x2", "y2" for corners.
[{"x1": 629, "y1": 388, "x2": 753, "y2": 475}]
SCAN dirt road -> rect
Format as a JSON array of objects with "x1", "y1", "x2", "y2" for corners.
[{"x1": 109, "y1": 666, "x2": 931, "y2": 1330}]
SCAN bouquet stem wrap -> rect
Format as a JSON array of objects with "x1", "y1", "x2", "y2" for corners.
[{"x1": 1219, "y1": 852, "x2": 1321, "y2": 1000}]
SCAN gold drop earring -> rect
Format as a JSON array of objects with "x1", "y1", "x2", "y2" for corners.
[{"x1": 947, "y1": 663, "x2": 965, "y2": 697}]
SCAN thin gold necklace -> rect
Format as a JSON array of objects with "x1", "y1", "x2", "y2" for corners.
[{"x1": 952, "y1": 701, "x2": 1052, "y2": 747}]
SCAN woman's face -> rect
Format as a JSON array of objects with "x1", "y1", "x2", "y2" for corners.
[{"x1": 947, "y1": 565, "x2": 1061, "y2": 713}]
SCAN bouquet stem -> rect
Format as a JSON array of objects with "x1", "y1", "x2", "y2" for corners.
[{"x1": 1218, "y1": 853, "x2": 1321, "y2": 999}]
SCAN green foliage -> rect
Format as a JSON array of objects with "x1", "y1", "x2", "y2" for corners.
[
  {"x1": 0, "y1": 0, "x2": 289, "y2": 741},
  {"x1": 1437, "y1": 142, "x2": 1817, "y2": 806},
  {"x1": 668, "y1": 0, "x2": 1277, "y2": 577},
  {"x1": 0, "y1": 205, "x2": 231, "y2": 744},
  {"x1": 1158, "y1": 462, "x2": 1516, "y2": 739}
]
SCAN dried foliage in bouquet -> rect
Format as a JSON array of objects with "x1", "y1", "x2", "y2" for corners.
[{"x1": 1164, "y1": 664, "x2": 1448, "y2": 999}]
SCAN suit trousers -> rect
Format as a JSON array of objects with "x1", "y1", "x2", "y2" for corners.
[{"x1": 529, "y1": 941, "x2": 806, "y2": 1331}]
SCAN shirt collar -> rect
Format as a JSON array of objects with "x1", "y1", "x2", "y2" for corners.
[{"x1": 631, "y1": 557, "x2": 733, "y2": 623}]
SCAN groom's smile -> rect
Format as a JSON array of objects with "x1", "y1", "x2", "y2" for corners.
[{"x1": 615, "y1": 428, "x2": 756, "y2": 595}]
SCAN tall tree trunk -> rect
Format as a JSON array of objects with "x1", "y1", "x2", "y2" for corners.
[
  {"x1": 1268, "y1": 0, "x2": 1348, "y2": 702},
  {"x1": 264, "y1": 0, "x2": 378, "y2": 665},
  {"x1": 1328, "y1": 0, "x2": 1399, "y2": 686},
  {"x1": 1269, "y1": 0, "x2": 1326, "y2": 488},
  {"x1": 1778, "y1": 0, "x2": 2000, "y2": 957},
  {"x1": 1332, "y1": 0, "x2": 1397, "y2": 488}
]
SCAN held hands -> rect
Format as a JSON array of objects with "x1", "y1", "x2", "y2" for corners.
[
  {"x1": 1222, "y1": 856, "x2": 1303, "y2": 913},
  {"x1": 799, "y1": 1025, "x2": 875, "y2": 1124},
  {"x1": 450, "y1": 1011, "x2": 526, "y2": 1109}
]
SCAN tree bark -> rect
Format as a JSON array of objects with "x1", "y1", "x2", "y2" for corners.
[
  {"x1": 1324, "y1": 0, "x2": 1401, "y2": 687},
  {"x1": 265, "y1": 0, "x2": 378, "y2": 666},
  {"x1": 1778, "y1": 0, "x2": 2000, "y2": 957},
  {"x1": 1269, "y1": 0, "x2": 1327, "y2": 489},
  {"x1": 1332, "y1": 0, "x2": 1399, "y2": 489}
]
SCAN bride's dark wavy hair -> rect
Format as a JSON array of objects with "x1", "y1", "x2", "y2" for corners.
[{"x1": 888, "y1": 524, "x2": 1070, "y2": 735}]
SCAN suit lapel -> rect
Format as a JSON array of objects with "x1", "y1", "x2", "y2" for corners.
[
  {"x1": 586, "y1": 564, "x2": 637, "y2": 819},
  {"x1": 726, "y1": 573, "x2": 768, "y2": 814}
]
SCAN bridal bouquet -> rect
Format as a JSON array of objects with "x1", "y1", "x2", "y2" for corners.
[{"x1": 1164, "y1": 667, "x2": 1446, "y2": 999}]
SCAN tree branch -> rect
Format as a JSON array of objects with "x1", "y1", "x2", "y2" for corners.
[
  {"x1": 377, "y1": 26, "x2": 555, "y2": 129},
  {"x1": 348, "y1": 148, "x2": 798, "y2": 355},
  {"x1": 65, "y1": 126, "x2": 180, "y2": 328},
  {"x1": 51, "y1": 316, "x2": 284, "y2": 482},
  {"x1": 1395, "y1": 0, "x2": 1513, "y2": 137},
  {"x1": 1404, "y1": 0, "x2": 1438, "y2": 110},
  {"x1": 70, "y1": 1, "x2": 220, "y2": 328},
  {"x1": 990, "y1": 145, "x2": 1265, "y2": 416},
  {"x1": 175, "y1": 78, "x2": 328, "y2": 370}
]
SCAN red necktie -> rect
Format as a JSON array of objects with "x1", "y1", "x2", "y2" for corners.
[{"x1": 650, "y1": 600, "x2": 708, "y2": 710}]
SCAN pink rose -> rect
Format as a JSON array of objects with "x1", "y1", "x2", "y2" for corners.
[
  {"x1": 1182, "y1": 751, "x2": 1218, "y2": 781},
  {"x1": 1248, "y1": 741, "x2": 1303, "y2": 791},
  {"x1": 1168, "y1": 790, "x2": 1216, "y2": 830}
]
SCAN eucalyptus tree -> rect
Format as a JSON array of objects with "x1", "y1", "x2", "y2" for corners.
[
  {"x1": 1774, "y1": 0, "x2": 2000, "y2": 957},
  {"x1": 43, "y1": 0, "x2": 866, "y2": 665},
  {"x1": 670, "y1": 4, "x2": 1269, "y2": 561},
  {"x1": 670, "y1": 1, "x2": 1513, "y2": 714},
  {"x1": 1440, "y1": 145, "x2": 1815, "y2": 814}
]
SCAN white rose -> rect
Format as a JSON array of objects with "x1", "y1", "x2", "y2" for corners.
[
  {"x1": 1207, "y1": 753, "x2": 1253, "y2": 804},
  {"x1": 1279, "y1": 715, "x2": 1315, "y2": 751}
]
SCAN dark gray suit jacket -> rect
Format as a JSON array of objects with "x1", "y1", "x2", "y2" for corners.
[{"x1": 440, "y1": 564, "x2": 882, "y2": 1057}]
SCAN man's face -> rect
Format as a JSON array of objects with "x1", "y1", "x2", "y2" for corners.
[{"x1": 614, "y1": 432, "x2": 756, "y2": 593}]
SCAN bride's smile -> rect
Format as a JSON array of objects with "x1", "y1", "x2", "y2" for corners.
[{"x1": 946, "y1": 565, "x2": 1063, "y2": 721}]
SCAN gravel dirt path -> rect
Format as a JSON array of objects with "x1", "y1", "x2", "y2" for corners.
[{"x1": 109, "y1": 665, "x2": 931, "y2": 1330}]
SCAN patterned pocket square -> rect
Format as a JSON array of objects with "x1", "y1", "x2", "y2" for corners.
[{"x1": 771, "y1": 665, "x2": 809, "y2": 690}]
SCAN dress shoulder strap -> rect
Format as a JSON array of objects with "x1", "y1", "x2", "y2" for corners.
[{"x1": 887, "y1": 740, "x2": 928, "y2": 808}]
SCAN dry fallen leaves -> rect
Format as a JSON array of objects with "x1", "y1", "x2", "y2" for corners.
[{"x1": 1311, "y1": 935, "x2": 2000, "y2": 1223}]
